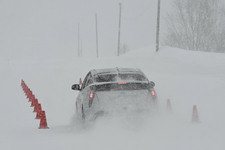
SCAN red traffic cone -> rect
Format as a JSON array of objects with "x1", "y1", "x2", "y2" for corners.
[
  {"x1": 31, "y1": 98, "x2": 38, "y2": 107},
  {"x1": 24, "y1": 84, "x2": 28, "y2": 91},
  {"x1": 29, "y1": 95, "x2": 33, "y2": 102},
  {"x1": 22, "y1": 85, "x2": 25, "y2": 91},
  {"x1": 191, "y1": 105, "x2": 200, "y2": 123},
  {"x1": 39, "y1": 111, "x2": 49, "y2": 129},
  {"x1": 35, "y1": 104, "x2": 42, "y2": 119},
  {"x1": 79, "y1": 78, "x2": 82, "y2": 85},
  {"x1": 26, "y1": 90, "x2": 29, "y2": 98},
  {"x1": 33, "y1": 102, "x2": 39, "y2": 112},
  {"x1": 29, "y1": 94, "x2": 35, "y2": 102},
  {"x1": 27, "y1": 90, "x2": 32, "y2": 99},
  {"x1": 22, "y1": 84, "x2": 25, "y2": 92},
  {"x1": 166, "y1": 99, "x2": 172, "y2": 112},
  {"x1": 21, "y1": 80, "x2": 24, "y2": 88}
]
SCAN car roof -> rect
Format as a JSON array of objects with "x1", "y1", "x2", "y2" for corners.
[{"x1": 90, "y1": 68, "x2": 145, "y2": 76}]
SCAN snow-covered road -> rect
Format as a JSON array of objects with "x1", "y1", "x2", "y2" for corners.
[{"x1": 1, "y1": 47, "x2": 225, "y2": 150}]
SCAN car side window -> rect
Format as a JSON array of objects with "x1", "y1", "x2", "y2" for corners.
[
  {"x1": 85, "y1": 74, "x2": 93, "y2": 87},
  {"x1": 81, "y1": 72, "x2": 90, "y2": 90},
  {"x1": 81, "y1": 72, "x2": 93, "y2": 90},
  {"x1": 86, "y1": 76, "x2": 93, "y2": 87}
]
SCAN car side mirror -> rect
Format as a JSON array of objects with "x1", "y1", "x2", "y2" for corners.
[
  {"x1": 149, "y1": 81, "x2": 155, "y2": 88},
  {"x1": 72, "y1": 84, "x2": 81, "y2": 91}
]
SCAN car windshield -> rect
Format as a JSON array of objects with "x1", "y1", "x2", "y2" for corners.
[{"x1": 95, "y1": 73, "x2": 148, "y2": 83}]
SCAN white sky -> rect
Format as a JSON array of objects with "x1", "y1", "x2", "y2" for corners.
[{"x1": 0, "y1": 0, "x2": 171, "y2": 60}]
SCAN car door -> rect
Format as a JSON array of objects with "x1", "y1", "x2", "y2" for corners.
[
  {"x1": 80, "y1": 72, "x2": 94, "y2": 111},
  {"x1": 76, "y1": 72, "x2": 90, "y2": 114}
]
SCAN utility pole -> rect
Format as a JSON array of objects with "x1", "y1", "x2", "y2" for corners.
[
  {"x1": 156, "y1": 0, "x2": 161, "y2": 52},
  {"x1": 80, "y1": 40, "x2": 82, "y2": 57},
  {"x1": 95, "y1": 13, "x2": 99, "y2": 58},
  {"x1": 117, "y1": 3, "x2": 122, "y2": 56},
  {"x1": 78, "y1": 23, "x2": 80, "y2": 57}
]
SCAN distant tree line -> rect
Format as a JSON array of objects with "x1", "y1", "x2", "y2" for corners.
[{"x1": 164, "y1": 0, "x2": 225, "y2": 53}]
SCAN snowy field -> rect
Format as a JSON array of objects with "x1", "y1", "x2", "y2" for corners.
[{"x1": 1, "y1": 46, "x2": 225, "y2": 150}]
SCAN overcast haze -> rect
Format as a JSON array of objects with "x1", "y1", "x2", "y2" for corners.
[
  {"x1": 1, "y1": 1, "x2": 225, "y2": 150},
  {"x1": 0, "y1": 0, "x2": 172, "y2": 60}
]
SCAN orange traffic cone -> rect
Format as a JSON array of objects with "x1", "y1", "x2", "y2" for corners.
[
  {"x1": 26, "y1": 90, "x2": 32, "y2": 99},
  {"x1": 79, "y1": 78, "x2": 82, "y2": 85},
  {"x1": 31, "y1": 98, "x2": 38, "y2": 107},
  {"x1": 28, "y1": 94, "x2": 35, "y2": 102},
  {"x1": 21, "y1": 80, "x2": 24, "y2": 88},
  {"x1": 39, "y1": 111, "x2": 49, "y2": 129},
  {"x1": 191, "y1": 105, "x2": 200, "y2": 123},
  {"x1": 35, "y1": 104, "x2": 42, "y2": 119},
  {"x1": 33, "y1": 101, "x2": 39, "y2": 112}
]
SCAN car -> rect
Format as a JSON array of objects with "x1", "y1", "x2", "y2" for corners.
[{"x1": 71, "y1": 68, "x2": 157, "y2": 121}]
